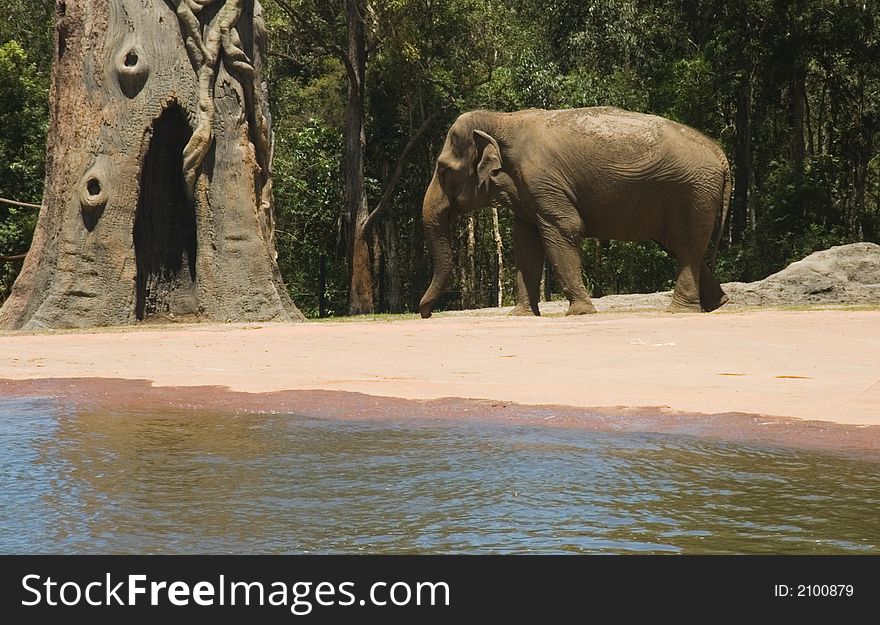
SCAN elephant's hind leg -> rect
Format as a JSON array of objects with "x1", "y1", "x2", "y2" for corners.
[
  {"x1": 667, "y1": 249, "x2": 705, "y2": 313},
  {"x1": 699, "y1": 262, "x2": 728, "y2": 312},
  {"x1": 665, "y1": 194, "x2": 717, "y2": 313},
  {"x1": 511, "y1": 218, "x2": 544, "y2": 316}
]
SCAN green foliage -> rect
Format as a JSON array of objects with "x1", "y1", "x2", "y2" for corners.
[
  {"x1": 0, "y1": 36, "x2": 50, "y2": 301},
  {"x1": 581, "y1": 240, "x2": 676, "y2": 296},
  {"x1": 272, "y1": 119, "x2": 347, "y2": 317},
  {"x1": 0, "y1": 0, "x2": 53, "y2": 300},
  {"x1": 0, "y1": 0, "x2": 54, "y2": 66},
  {"x1": 0, "y1": 41, "x2": 47, "y2": 201},
  {"x1": 1, "y1": 0, "x2": 878, "y2": 313}
]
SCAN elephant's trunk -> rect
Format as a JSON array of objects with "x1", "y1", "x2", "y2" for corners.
[{"x1": 419, "y1": 179, "x2": 454, "y2": 318}]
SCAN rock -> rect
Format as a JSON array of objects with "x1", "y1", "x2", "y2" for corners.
[{"x1": 725, "y1": 243, "x2": 880, "y2": 307}]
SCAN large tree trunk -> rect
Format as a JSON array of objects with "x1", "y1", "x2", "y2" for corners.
[
  {"x1": 344, "y1": 0, "x2": 373, "y2": 315},
  {"x1": 0, "y1": 0, "x2": 302, "y2": 330}
]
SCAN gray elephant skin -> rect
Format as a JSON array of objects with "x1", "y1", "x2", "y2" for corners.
[{"x1": 419, "y1": 107, "x2": 731, "y2": 318}]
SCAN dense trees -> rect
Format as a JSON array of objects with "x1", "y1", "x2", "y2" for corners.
[
  {"x1": 0, "y1": 0, "x2": 52, "y2": 298},
  {"x1": 266, "y1": 0, "x2": 506, "y2": 314},
  {"x1": 1, "y1": 0, "x2": 878, "y2": 314}
]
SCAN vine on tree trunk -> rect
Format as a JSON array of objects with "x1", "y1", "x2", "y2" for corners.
[{"x1": 166, "y1": 0, "x2": 271, "y2": 203}]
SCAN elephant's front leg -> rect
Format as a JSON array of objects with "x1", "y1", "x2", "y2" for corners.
[
  {"x1": 511, "y1": 218, "x2": 544, "y2": 316},
  {"x1": 538, "y1": 217, "x2": 596, "y2": 316}
]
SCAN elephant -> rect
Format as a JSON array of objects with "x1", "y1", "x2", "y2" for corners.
[{"x1": 418, "y1": 107, "x2": 731, "y2": 318}]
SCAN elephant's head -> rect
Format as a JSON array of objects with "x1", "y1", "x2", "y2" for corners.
[{"x1": 419, "y1": 114, "x2": 503, "y2": 318}]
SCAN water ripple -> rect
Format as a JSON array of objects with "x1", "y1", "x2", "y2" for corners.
[{"x1": 0, "y1": 399, "x2": 878, "y2": 554}]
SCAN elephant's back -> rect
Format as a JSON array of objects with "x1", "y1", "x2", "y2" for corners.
[
  {"x1": 542, "y1": 107, "x2": 664, "y2": 145},
  {"x1": 539, "y1": 107, "x2": 722, "y2": 168}
]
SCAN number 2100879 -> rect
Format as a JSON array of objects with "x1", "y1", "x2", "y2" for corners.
[{"x1": 774, "y1": 584, "x2": 854, "y2": 598}]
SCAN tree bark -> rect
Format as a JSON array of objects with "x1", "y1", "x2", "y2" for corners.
[
  {"x1": 817, "y1": 79, "x2": 827, "y2": 156},
  {"x1": 491, "y1": 204, "x2": 504, "y2": 307},
  {"x1": 803, "y1": 74, "x2": 814, "y2": 159},
  {"x1": 382, "y1": 217, "x2": 403, "y2": 312},
  {"x1": 344, "y1": 0, "x2": 373, "y2": 315},
  {"x1": 851, "y1": 71, "x2": 875, "y2": 238},
  {"x1": 460, "y1": 215, "x2": 477, "y2": 308},
  {"x1": 792, "y1": 66, "x2": 806, "y2": 187},
  {"x1": 0, "y1": 0, "x2": 302, "y2": 330}
]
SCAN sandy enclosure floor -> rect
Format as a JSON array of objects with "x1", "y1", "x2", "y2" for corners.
[{"x1": 1, "y1": 309, "x2": 878, "y2": 428}]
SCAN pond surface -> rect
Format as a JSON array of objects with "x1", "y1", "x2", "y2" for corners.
[{"x1": 1, "y1": 396, "x2": 878, "y2": 554}]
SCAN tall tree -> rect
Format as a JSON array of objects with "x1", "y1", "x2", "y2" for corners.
[
  {"x1": 343, "y1": 0, "x2": 372, "y2": 313},
  {"x1": 269, "y1": 0, "x2": 502, "y2": 314}
]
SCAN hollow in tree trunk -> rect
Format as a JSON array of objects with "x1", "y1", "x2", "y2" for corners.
[{"x1": 0, "y1": 0, "x2": 302, "y2": 330}]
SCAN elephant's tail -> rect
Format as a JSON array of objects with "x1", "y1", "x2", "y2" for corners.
[{"x1": 709, "y1": 162, "x2": 732, "y2": 269}]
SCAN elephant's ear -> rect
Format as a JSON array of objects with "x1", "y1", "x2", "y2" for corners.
[{"x1": 473, "y1": 130, "x2": 502, "y2": 189}]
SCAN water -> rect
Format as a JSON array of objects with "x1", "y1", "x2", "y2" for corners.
[{"x1": 1, "y1": 396, "x2": 879, "y2": 554}]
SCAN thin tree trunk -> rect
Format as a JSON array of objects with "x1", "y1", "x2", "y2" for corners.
[
  {"x1": 732, "y1": 72, "x2": 753, "y2": 243},
  {"x1": 804, "y1": 75, "x2": 814, "y2": 158},
  {"x1": 382, "y1": 218, "x2": 403, "y2": 312},
  {"x1": 372, "y1": 227, "x2": 382, "y2": 275},
  {"x1": 455, "y1": 223, "x2": 466, "y2": 307},
  {"x1": 852, "y1": 71, "x2": 873, "y2": 238},
  {"x1": 491, "y1": 204, "x2": 504, "y2": 307},
  {"x1": 593, "y1": 240, "x2": 606, "y2": 297},
  {"x1": 817, "y1": 79, "x2": 826, "y2": 157},
  {"x1": 854, "y1": 162, "x2": 868, "y2": 237},
  {"x1": 792, "y1": 66, "x2": 806, "y2": 188},
  {"x1": 462, "y1": 215, "x2": 476, "y2": 308},
  {"x1": 344, "y1": 0, "x2": 373, "y2": 315},
  {"x1": 362, "y1": 108, "x2": 445, "y2": 231}
]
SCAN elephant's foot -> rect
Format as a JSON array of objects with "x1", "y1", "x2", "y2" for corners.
[
  {"x1": 509, "y1": 303, "x2": 540, "y2": 316},
  {"x1": 699, "y1": 263, "x2": 728, "y2": 312},
  {"x1": 666, "y1": 298, "x2": 702, "y2": 313},
  {"x1": 701, "y1": 292, "x2": 729, "y2": 313},
  {"x1": 566, "y1": 300, "x2": 597, "y2": 316}
]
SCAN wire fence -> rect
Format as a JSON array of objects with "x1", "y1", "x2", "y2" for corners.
[
  {"x1": 0, "y1": 195, "x2": 558, "y2": 314},
  {"x1": 292, "y1": 255, "x2": 556, "y2": 318}
]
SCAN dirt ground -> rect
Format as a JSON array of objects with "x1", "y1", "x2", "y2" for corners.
[{"x1": 1, "y1": 307, "x2": 878, "y2": 428}]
